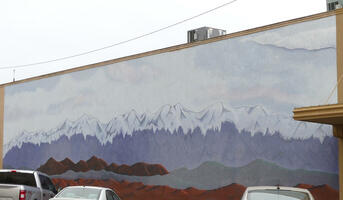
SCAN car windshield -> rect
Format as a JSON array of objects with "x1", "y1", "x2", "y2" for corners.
[
  {"x1": 248, "y1": 189, "x2": 310, "y2": 200},
  {"x1": 56, "y1": 188, "x2": 101, "y2": 199}
]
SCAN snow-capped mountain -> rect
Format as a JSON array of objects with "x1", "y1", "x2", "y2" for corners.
[{"x1": 4, "y1": 103, "x2": 331, "y2": 155}]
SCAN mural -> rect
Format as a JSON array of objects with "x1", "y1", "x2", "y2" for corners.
[{"x1": 3, "y1": 16, "x2": 339, "y2": 200}]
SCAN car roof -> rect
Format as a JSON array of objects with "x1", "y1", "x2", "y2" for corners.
[
  {"x1": 0, "y1": 169, "x2": 49, "y2": 176},
  {"x1": 63, "y1": 186, "x2": 112, "y2": 190},
  {"x1": 0, "y1": 169, "x2": 35, "y2": 174},
  {"x1": 245, "y1": 186, "x2": 310, "y2": 193}
]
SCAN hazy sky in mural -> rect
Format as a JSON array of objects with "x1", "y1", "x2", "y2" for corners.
[
  {"x1": 4, "y1": 16, "x2": 337, "y2": 144},
  {"x1": 0, "y1": 0, "x2": 327, "y2": 85}
]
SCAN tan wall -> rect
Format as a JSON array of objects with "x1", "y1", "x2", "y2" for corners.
[{"x1": 336, "y1": 11, "x2": 343, "y2": 200}]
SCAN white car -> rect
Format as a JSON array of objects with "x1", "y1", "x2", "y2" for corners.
[
  {"x1": 241, "y1": 186, "x2": 314, "y2": 200},
  {"x1": 50, "y1": 186, "x2": 121, "y2": 200}
]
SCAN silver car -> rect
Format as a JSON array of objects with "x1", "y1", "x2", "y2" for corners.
[
  {"x1": 50, "y1": 186, "x2": 121, "y2": 200},
  {"x1": 241, "y1": 186, "x2": 314, "y2": 200}
]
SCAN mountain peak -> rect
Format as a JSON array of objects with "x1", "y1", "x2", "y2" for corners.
[
  {"x1": 37, "y1": 157, "x2": 67, "y2": 175},
  {"x1": 58, "y1": 119, "x2": 73, "y2": 130},
  {"x1": 77, "y1": 114, "x2": 97, "y2": 123},
  {"x1": 46, "y1": 157, "x2": 58, "y2": 163},
  {"x1": 86, "y1": 156, "x2": 107, "y2": 170},
  {"x1": 246, "y1": 105, "x2": 269, "y2": 115},
  {"x1": 207, "y1": 102, "x2": 226, "y2": 112},
  {"x1": 173, "y1": 103, "x2": 183, "y2": 108},
  {"x1": 61, "y1": 158, "x2": 75, "y2": 168},
  {"x1": 126, "y1": 109, "x2": 138, "y2": 117}
]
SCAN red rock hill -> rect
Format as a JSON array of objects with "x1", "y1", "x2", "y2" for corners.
[
  {"x1": 308, "y1": 184, "x2": 338, "y2": 200},
  {"x1": 37, "y1": 156, "x2": 168, "y2": 176},
  {"x1": 52, "y1": 179, "x2": 339, "y2": 200},
  {"x1": 52, "y1": 178, "x2": 246, "y2": 200},
  {"x1": 296, "y1": 183, "x2": 338, "y2": 200}
]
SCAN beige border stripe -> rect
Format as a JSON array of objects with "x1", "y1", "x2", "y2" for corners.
[
  {"x1": 336, "y1": 11, "x2": 343, "y2": 200},
  {"x1": 0, "y1": 10, "x2": 341, "y2": 88}
]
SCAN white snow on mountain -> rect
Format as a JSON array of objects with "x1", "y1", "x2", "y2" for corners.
[{"x1": 3, "y1": 103, "x2": 332, "y2": 155}]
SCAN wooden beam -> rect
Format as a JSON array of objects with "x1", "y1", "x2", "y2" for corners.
[
  {"x1": 334, "y1": 125, "x2": 343, "y2": 138},
  {"x1": 293, "y1": 104, "x2": 343, "y2": 125}
]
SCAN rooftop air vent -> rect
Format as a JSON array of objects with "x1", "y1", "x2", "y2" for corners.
[{"x1": 187, "y1": 27, "x2": 226, "y2": 43}]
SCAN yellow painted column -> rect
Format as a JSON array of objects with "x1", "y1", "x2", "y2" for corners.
[
  {"x1": 334, "y1": 126, "x2": 343, "y2": 200},
  {"x1": 336, "y1": 11, "x2": 343, "y2": 200},
  {"x1": 339, "y1": 139, "x2": 343, "y2": 200},
  {"x1": 0, "y1": 87, "x2": 4, "y2": 169}
]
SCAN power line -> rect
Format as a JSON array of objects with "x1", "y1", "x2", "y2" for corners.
[
  {"x1": 0, "y1": 0, "x2": 239, "y2": 70},
  {"x1": 323, "y1": 73, "x2": 343, "y2": 105}
]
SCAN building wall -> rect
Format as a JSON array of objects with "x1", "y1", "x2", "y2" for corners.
[{"x1": 0, "y1": 12, "x2": 340, "y2": 200}]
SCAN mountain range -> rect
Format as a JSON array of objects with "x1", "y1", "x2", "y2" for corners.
[
  {"x1": 51, "y1": 159, "x2": 338, "y2": 190},
  {"x1": 4, "y1": 103, "x2": 332, "y2": 155},
  {"x1": 37, "y1": 156, "x2": 168, "y2": 176},
  {"x1": 3, "y1": 103, "x2": 337, "y2": 173}
]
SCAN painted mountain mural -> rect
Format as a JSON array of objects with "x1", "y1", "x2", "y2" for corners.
[
  {"x1": 4, "y1": 103, "x2": 337, "y2": 175},
  {"x1": 1, "y1": 15, "x2": 339, "y2": 200}
]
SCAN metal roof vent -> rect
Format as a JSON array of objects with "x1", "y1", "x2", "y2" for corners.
[
  {"x1": 327, "y1": 0, "x2": 343, "y2": 11},
  {"x1": 187, "y1": 27, "x2": 226, "y2": 43}
]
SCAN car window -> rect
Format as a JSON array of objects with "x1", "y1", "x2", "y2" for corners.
[
  {"x1": 45, "y1": 176, "x2": 57, "y2": 194},
  {"x1": 0, "y1": 172, "x2": 36, "y2": 187},
  {"x1": 112, "y1": 191, "x2": 120, "y2": 200},
  {"x1": 39, "y1": 175, "x2": 57, "y2": 193},
  {"x1": 248, "y1": 189, "x2": 310, "y2": 200},
  {"x1": 106, "y1": 191, "x2": 114, "y2": 200},
  {"x1": 107, "y1": 190, "x2": 120, "y2": 200},
  {"x1": 56, "y1": 188, "x2": 101, "y2": 199}
]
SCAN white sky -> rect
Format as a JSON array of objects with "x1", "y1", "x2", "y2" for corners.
[{"x1": 0, "y1": 0, "x2": 327, "y2": 84}]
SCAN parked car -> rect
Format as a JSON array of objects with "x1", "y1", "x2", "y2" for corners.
[
  {"x1": 0, "y1": 169, "x2": 57, "y2": 200},
  {"x1": 51, "y1": 186, "x2": 121, "y2": 200},
  {"x1": 241, "y1": 186, "x2": 314, "y2": 200}
]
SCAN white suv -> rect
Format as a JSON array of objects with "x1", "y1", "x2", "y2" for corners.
[{"x1": 241, "y1": 186, "x2": 314, "y2": 200}]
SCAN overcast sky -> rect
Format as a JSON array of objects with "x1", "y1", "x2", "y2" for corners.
[{"x1": 0, "y1": 0, "x2": 327, "y2": 84}]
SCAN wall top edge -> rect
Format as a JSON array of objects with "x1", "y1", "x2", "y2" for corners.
[
  {"x1": 0, "y1": 10, "x2": 340, "y2": 88},
  {"x1": 293, "y1": 104, "x2": 343, "y2": 125},
  {"x1": 293, "y1": 103, "x2": 343, "y2": 112}
]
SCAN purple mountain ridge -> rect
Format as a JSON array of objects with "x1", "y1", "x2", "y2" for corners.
[
  {"x1": 4, "y1": 121, "x2": 338, "y2": 173},
  {"x1": 3, "y1": 103, "x2": 337, "y2": 173}
]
